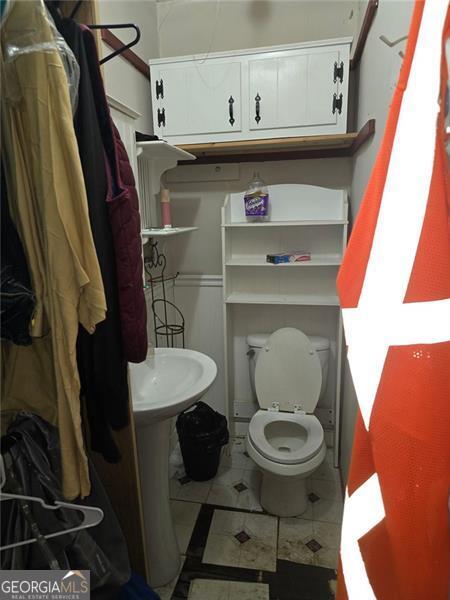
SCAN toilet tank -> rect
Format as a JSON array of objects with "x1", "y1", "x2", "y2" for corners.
[{"x1": 246, "y1": 332, "x2": 330, "y2": 400}]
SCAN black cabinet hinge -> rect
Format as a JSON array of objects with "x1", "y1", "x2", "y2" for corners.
[
  {"x1": 332, "y1": 93, "x2": 343, "y2": 115},
  {"x1": 157, "y1": 107, "x2": 165, "y2": 127},
  {"x1": 156, "y1": 78, "x2": 164, "y2": 99},
  {"x1": 333, "y1": 61, "x2": 344, "y2": 84}
]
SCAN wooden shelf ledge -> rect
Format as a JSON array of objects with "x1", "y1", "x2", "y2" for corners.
[{"x1": 177, "y1": 120, "x2": 375, "y2": 164}]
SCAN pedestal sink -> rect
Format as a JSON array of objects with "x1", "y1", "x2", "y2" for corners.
[{"x1": 129, "y1": 348, "x2": 217, "y2": 587}]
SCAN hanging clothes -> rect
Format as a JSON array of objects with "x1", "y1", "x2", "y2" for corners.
[
  {"x1": 1, "y1": 0, "x2": 106, "y2": 499},
  {"x1": 0, "y1": 161, "x2": 35, "y2": 346},
  {"x1": 1, "y1": 412, "x2": 131, "y2": 599},
  {"x1": 80, "y1": 25, "x2": 148, "y2": 364},
  {"x1": 55, "y1": 15, "x2": 130, "y2": 463}
]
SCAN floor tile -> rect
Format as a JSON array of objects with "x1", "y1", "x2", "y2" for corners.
[
  {"x1": 171, "y1": 500, "x2": 201, "y2": 554},
  {"x1": 202, "y1": 532, "x2": 241, "y2": 567},
  {"x1": 313, "y1": 461, "x2": 341, "y2": 483},
  {"x1": 207, "y1": 483, "x2": 239, "y2": 508},
  {"x1": 278, "y1": 516, "x2": 340, "y2": 570},
  {"x1": 171, "y1": 478, "x2": 212, "y2": 503},
  {"x1": 203, "y1": 509, "x2": 277, "y2": 572},
  {"x1": 215, "y1": 465, "x2": 245, "y2": 485},
  {"x1": 188, "y1": 578, "x2": 269, "y2": 600},
  {"x1": 313, "y1": 520, "x2": 341, "y2": 549},
  {"x1": 153, "y1": 556, "x2": 185, "y2": 600},
  {"x1": 312, "y1": 498, "x2": 344, "y2": 524},
  {"x1": 278, "y1": 518, "x2": 315, "y2": 565},
  {"x1": 206, "y1": 466, "x2": 263, "y2": 511},
  {"x1": 221, "y1": 438, "x2": 255, "y2": 470},
  {"x1": 314, "y1": 545, "x2": 339, "y2": 569},
  {"x1": 308, "y1": 477, "x2": 342, "y2": 502}
]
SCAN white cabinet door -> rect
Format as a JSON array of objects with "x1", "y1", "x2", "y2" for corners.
[
  {"x1": 248, "y1": 49, "x2": 340, "y2": 132},
  {"x1": 186, "y1": 62, "x2": 242, "y2": 135},
  {"x1": 153, "y1": 61, "x2": 242, "y2": 138},
  {"x1": 153, "y1": 66, "x2": 190, "y2": 136}
]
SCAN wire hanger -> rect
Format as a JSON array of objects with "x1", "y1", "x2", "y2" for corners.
[
  {"x1": 0, "y1": 455, "x2": 104, "y2": 551},
  {"x1": 68, "y1": 0, "x2": 141, "y2": 65},
  {"x1": 88, "y1": 23, "x2": 141, "y2": 65}
]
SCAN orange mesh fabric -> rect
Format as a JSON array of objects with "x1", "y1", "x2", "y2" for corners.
[{"x1": 337, "y1": 1, "x2": 450, "y2": 599}]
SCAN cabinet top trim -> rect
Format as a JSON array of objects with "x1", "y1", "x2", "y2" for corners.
[{"x1": 149, "y1": 37, "x2": 353, "y2": 66}]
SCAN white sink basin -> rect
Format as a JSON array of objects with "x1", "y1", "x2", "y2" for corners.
[
  {"x1": 129, "y1": 347, "x2": 217, "y2": 587},
  {"x1": 129, "y1": 348, "x2": 217, "y2": 426}
]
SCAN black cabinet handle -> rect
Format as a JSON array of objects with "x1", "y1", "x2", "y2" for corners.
[
  {"x1": 332, "y1": 93, "x2": 343, "y2": 115},
  {"x1": 255, "y1": 93, "x2": 261, "y2": 124},
  {"x1": 157, "y1": 107, "x2": 165, "y2": 127},
  {"x1": 228, "y1": 96, "x2": 235, "y2": 126},
  {"x1": 156, "y1": 78, "x2": 164, "y2": 99}
]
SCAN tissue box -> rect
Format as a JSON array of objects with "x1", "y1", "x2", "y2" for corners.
[{"x1": 266, "y1": 252, "x2": 290, "y2": 264}]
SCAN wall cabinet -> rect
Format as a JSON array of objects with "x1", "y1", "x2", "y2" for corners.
[{"x1": 149, "y1": 38, "x2": 351, "y2": 144}]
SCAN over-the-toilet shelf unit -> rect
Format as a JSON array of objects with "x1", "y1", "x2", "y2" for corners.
[{"x1": 221, "y1": 184, "x2": 348, "y2": 467}]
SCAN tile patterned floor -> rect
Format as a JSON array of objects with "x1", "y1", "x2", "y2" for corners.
[{"x1": 159, "y1": 437, "x2": 343, "y2": 599}]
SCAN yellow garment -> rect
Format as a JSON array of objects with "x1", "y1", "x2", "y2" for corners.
[{"x1": 1, "y1": 0, "x2": 106, "y2": 499}]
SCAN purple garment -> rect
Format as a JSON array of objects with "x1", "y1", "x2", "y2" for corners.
[{"x1": 81, "y1": 26, "x2": 147, "y2": 363}]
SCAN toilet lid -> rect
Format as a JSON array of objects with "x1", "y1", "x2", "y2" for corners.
[{"x1": 255, "y1": 328, "x2": 322, "y2": 413}]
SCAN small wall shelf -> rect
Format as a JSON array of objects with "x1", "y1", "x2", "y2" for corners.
[
  {"x1": 137, "y1": 141, "x2": 196, "y2": 231},
  {"x1": 136, "y1": 141, "x2": 195, "y2": 162},
  {"x1": 141, "y1": 227, "x2": 198, "y2": 239},
  {"x1": 179, "y1": 119, "x2": 375, "y2": 164}
]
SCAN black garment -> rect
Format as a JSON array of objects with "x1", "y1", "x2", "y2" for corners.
[
  {"x1": 1, "y1": 413, "x2": 131, "y2": 600},
  {"x1": 0, "y1": 162, "x2": 35, "y2": 346},
  {"x1": 135, "y1": 131, "x2": 159, "y2": 142},
  {"x1": 57, "y1": 17, "x2": 129, "y2": 462}
]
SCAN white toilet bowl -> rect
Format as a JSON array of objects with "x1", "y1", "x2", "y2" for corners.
[{"x1": 245, "y1": 328, "x2": 329, "y2": 517}]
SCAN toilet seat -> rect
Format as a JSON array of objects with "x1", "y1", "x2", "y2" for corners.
[
  {"x1": 248, "y1": 410, "x2": 324, "y2": 465},
  {"x1": 255, "y1": 328, "x2": 322, "y2": 414}
]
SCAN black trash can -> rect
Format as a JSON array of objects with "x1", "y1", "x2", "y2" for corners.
[{"x1": 176, "y1": 401, "x2": 229, "y2": 481}]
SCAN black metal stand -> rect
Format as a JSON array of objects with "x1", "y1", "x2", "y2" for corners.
[{"x1": 145, "y1": 241, "x2": 185, "y2": 348}]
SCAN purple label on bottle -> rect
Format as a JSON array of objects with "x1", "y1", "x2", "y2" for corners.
[{"x1": 244, "y1": 192, "x2": 269, "y2": 216}]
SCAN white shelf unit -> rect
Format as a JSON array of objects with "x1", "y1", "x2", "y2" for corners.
[{"x1": 222, "y1": 184, "x2": 348, "y2": 467}]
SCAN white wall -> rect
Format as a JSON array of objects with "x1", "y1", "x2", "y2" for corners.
[
  {"x1": 339, "y1": 0, "x2": 414, "y2": 485},
  {"x1": 157, "y1": 0, "x2": 359, "y2": 58},
  {"x1": 98, "y1": 0, "x2": 159, "y2": 132}
]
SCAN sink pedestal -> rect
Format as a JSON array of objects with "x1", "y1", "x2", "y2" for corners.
[{"x1": 136, "y1": 419, "x2": 181, "y2": 588}]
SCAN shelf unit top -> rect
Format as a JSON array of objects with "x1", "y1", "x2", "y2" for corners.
[
  {"x1": 141, "y1": 227, "x2": 198, "y2": 238},
  {"x1": 179, "y1": 120, "x2": 375, "y2": 165},
  {"x1": 137, "y1": 140, "x2": 196, "y2": 162}
]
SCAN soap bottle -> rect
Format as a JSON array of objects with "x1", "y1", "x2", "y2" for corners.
[{"x1": 244, "y1": 172, "x2": 269, "y2": 221}]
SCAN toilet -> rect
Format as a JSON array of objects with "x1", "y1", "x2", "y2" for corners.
[{"x1": 245, "y1": 327, "x2": 330, "y2": 517}]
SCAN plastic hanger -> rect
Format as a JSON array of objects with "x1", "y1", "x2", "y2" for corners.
[{"x1": 0, "y1": 455, "x2": 104, "y2": 551}]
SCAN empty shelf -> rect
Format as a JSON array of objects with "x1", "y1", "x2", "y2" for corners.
[
  {"x1": 225, "y1": 292, "x2": 340, "y2": 306},
  {"x1": 223, "y1": 220, "x2": 347, "y2": 228}
]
